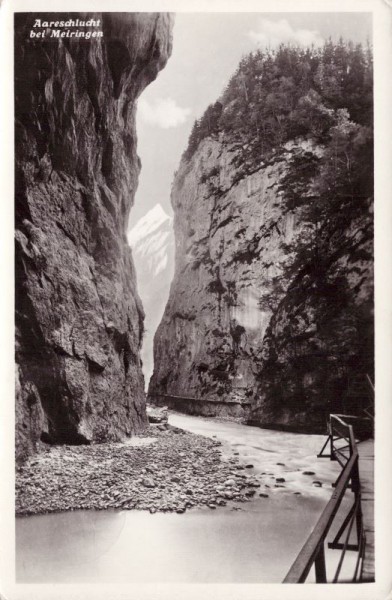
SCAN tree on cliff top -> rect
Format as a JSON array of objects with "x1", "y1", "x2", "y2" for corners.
[
  {"x1": 183, "y1": 40, "x2": 372, "y2": 163},
  {"x1": 182, "y1": 39, "x2": 373, "y2": 417}
]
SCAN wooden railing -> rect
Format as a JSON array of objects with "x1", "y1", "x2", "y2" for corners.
[{"x1": 283, "y1": 414, "x2": 366, "y2": 583}]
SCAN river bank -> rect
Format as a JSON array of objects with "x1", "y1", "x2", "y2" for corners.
[
  {"x1": 16, "y1": 423, "x2": 263, "y2": 516},
  {"x1": 16, "y1": 413, "x2": 350, "y2": 583},
  {"x1": 16, "y1": 412, "x2": 341, "y2": 516}
]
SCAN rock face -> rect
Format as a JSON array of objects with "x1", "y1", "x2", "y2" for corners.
[
  {"x1": 149, "y1": 138, "x2": 306, "y2": 421},
  {"x1": 149, "y1": 44, "x2": 374, "y2": 432},
  {"x1": 149, "y1": 133, "x2": 373, "y2": 431},
  {"x1": 15, "y1": 12, "x2": 173, "y2": 462}
]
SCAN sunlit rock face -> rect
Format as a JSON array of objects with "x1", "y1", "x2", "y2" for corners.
[
  {"x1": 149, "y1": 137, "x2": 301, "y2": 419},
  {"x1": 15, "y1": 12, "x2": 173, "y2": 461},
  {"x1": 149, "y1": 133, "x2": 373, "y2": 432}
]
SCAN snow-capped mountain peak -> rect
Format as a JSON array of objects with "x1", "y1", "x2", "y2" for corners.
[
  {"x1": 127, "y1": 203, "x2": 175, "y2": 388},
  {"x1": 128, "y1": 204, "x2": 171, "y2": 248}
]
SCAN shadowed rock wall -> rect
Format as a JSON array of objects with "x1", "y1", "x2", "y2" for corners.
[{"x1": 15, "y1": 12, "x2": 173, "y2": 461}]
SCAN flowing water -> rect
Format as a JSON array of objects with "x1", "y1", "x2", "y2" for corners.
[{"x1": 16, "y1": 413, "x2": 356, "y2": 583}]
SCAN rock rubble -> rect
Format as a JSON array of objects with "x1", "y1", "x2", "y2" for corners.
[{"x1": 16, "y1": 425, "x2": 264, "y2": 516}]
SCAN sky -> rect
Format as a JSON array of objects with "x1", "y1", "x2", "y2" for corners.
[{"x1": 129, "y1": 12, "x2": 372, "y2": 227}]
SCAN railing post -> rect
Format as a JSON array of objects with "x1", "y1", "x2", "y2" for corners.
[
  {"x1": 315, "y1": 543, "x2": 327, "y2": 583},
  {"x1": 351, "y1": 455, "x2": 360, "y2": 494},
  {"x1": 351, "y1": 456, "x2": 363, "y2": 545},
  {"x1": 329, "y1": 418, "x2": 334, "y2": 460}
]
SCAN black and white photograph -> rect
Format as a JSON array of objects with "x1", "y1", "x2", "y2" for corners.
[{"x1": 1, "y1": 1, "x2": 391, "y2": 599}]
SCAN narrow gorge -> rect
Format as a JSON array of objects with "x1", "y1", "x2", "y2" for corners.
[
  {"x1": 11, "y1": 13, "x2": 378, "y2": 587},
  {"x1": 15, "y1": 12, "x2": 174, "y2": 462},
  {"x1": 149, "y1": 44, "x2": 374, "y2": 432}
]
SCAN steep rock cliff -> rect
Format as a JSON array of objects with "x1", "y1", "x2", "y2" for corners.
[
  {"x1": 15, "y1": 12, "x2": 173, "y2": 461},
  {"x1": 149, "y1": 135, "x2": 373, "y2": 430},
  {"x1": 149, "y1": 44, "x2": 373, "y2": 432},
  {"x1": 149, "y1": 138, "x2": 310, "y2": 420}
]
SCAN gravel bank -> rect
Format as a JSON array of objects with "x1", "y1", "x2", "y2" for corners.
[{"x1": 16, "y1": 424, "x2": 263, "y2": 516}]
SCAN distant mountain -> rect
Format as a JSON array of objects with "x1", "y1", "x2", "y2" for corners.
[{"x1": 128, "y1": 204, "x2": 174, "y2": 387}]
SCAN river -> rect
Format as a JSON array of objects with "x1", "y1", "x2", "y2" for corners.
[{"x1": 16, "y1": 412, "x2": 355, "y2": 583}]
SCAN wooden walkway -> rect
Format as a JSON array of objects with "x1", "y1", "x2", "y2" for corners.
[
  {"x1": 284, "y1": 420, "x2": 375, "y2": 584},
  {"x1": 357, "y1": 438, "x2": 375, "y2": 581}
]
